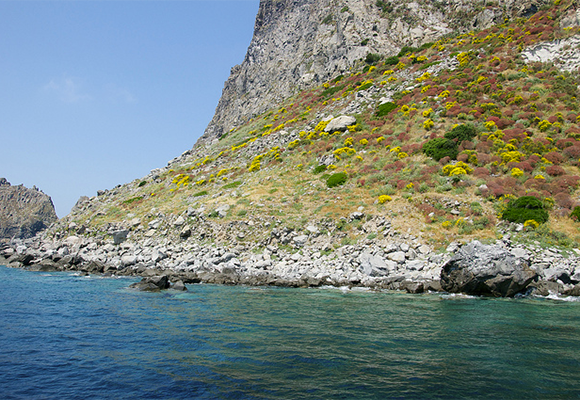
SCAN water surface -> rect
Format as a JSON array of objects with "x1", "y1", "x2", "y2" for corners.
[{"x1": 1, "y1": 265, "x2": 579, "y2": 399}]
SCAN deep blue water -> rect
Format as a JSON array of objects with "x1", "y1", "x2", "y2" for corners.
[{"x1": 1, "y1": 265, "x2": 579, "y2": 399}]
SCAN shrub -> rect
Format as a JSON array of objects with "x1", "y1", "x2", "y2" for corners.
[
  {"x1": 444, "y1": 124, "x2": 477, "y2": 143},
  {"x1": 501, "y1": 196, "x2": 549, "y2": 224},
  {"x1": 138, "y1": 180, "x2": 147, "y2": 187},
  {"x1": 223, "y1": 180, "x2": 242, "y2": 189},
  {"x1": 313, "y1": 164, "x2": 327, "y2": 174},
  {"x1": 376, "y1": 102, "x2": 397, "y2": 117},
  {"x1": 384, "y1": 55, "x2": 399, "y2": 65},
  {"x1": 193, "y1": 190, "x2": 208, "y2": 197},
  {"x1": 378, "y1": 195, "x2": 392, "y2": 204},
  {"x1": 570, "y1": 206, "x2": 580, "y2": 221},
  {"x1": 365, "y1": 53, "x2": 381, "y2": 64},
  {"x1": 327, "y1": 172, "x2": 348, "y2": 188},
  {"x1": 423, "y1": 138, "x2": 458, "y2": 161}
]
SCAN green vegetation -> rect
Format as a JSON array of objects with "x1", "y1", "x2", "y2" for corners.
[
  {"x1": 376, "y1": 102, "x2": 397, "y2": 117},
  {"x1": 502, "y1": 196, "x2": 549, "y2": 224},
  {"x1": 223, "y1": 181, "x2": 242, "y2": 189},
  {"x1": 327, "y1": 172, "x2": 348, "y2": 188},
  {"x1": 423, "y1": 138, "x2": 458, "y2": 161}
]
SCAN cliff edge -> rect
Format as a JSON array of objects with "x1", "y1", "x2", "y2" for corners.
[{"x1": 0, "y1": 178, "x2": 58, "y2": 239}]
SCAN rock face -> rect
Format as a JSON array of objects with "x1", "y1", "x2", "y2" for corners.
[
  {"x1": 198, "y1": 0, "x2": 548, "y2": 144},
  {"x1": 0, "y1": 178, "x2": 58, "y2": 239},
  {"x1": 441, "y1": 241, "x2": 537, "y2": 297}
]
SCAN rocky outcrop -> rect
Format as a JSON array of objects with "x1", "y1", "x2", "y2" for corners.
[
  {"x1": 441, "y1": 241, "x2": 537, "y2": 297},
  {"x1": 198, "y1": 0, "x2": 549, "y2": 144},
  {"x1": 0, "y1": 178, "x2": 58, "y2": 239}
]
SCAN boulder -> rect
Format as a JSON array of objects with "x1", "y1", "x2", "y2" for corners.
[
  {"x1": 358, "y1": 252, "x2": 394, "y2": 277},
  {"x1": 172, "y1": 280, "x2": 187, "y2": 291},
  {"x1": 323, "y1": 115, "x2": 356, "y2": 132},
  {"x1": 112, "y1": 230, "x2": 129, "y2": 245},
  {"x1": 441, "y1": 241, "x2": 536, "y2": 297},
  {"x1": 129, "y1": 275, "x2": 170, "y2": 291}
]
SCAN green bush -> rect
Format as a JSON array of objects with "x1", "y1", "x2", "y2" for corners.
[
  {"x1": 313, "y1": 164, "x2": 327, "y2": 174},
  {"x1": 376, "y1": 102, "x2": 397, "y2": 117},
  {"x1": 502, "y1": 196, "x2": 549, "y2": 224},
  {"x1": 138, "y1": 181, "x2": 147, "y2": 187},
  {"x1": 444, "y1": 123, "x2": 477, "y2": 143},
  {"x1": 193, "y1": 190, "x2": 208, "y2": 197},
  {"x1": 223, "y1": 181, "x2": 242, "y2": 189},
  {"x1": 422, "y1": 138, "x2": 458, "y2": 161},
  {"x1": 570, "y1": 206, "x2": 580, "y2": 221},
  {"x1": 384, "y1": 56, "x2": 399, "y2": 65},
  {"x1": 327, "y1": 172, "x2": 348, "y2": 188},
  {"x1": 365, "y1": 53, "x2": 381, "y2": 65},
  {"x1": 322, "y1": 85, "x2": 344, "y2": 99}
]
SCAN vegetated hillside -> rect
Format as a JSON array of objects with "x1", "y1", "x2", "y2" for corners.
[
  {"x1": 200, "y1": 0, "x2": 550, "y2": 143},
  {"x1": 56, "y1": 1, "x2": 580, "y2": 251}
]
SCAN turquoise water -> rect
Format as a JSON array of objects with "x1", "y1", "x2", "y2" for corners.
[{"x1": 1, "y1": 265, "x2": 579, "y2": 399}]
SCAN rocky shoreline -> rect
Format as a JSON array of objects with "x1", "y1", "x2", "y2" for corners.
[{"x1": 2, "y1": 229, "x2": 580, "y2": 297}]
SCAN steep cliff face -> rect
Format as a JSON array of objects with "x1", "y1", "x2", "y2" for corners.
[
  {"x1": 0, "y1": 178, "x2": 58, "y2": 239},
  {"x1": 198, "y1": 0, "x2": 548, "y2": 144}
]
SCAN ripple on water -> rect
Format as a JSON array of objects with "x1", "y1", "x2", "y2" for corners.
[{"x1": 1, "y1": 265, "x2": 580, "y2": 399}]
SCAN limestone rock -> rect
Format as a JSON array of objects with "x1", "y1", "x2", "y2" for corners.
[
  {"x1": 0, "y1": 178, "x2": 58, "y2": 239},
  {"x1": 323, "y1": 116, "x2": 356, "y2": 132},
  {"x1": 441, "y1": 241, "x2": 536, "y2": 297}
]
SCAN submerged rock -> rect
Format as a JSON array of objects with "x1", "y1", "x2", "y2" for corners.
[{"x1": 441, "y1": 241, "x2": 536, "y2": 297}]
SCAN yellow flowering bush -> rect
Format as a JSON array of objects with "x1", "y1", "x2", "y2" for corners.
[
  {"x1": 378, "y1": 195, "x2": 392, "y2": 204},
  {"x1": 511, "y1": 167, "x2": 524, "y2": 177},
  {"x1": 423, "y1": 119, "x2": 434, "y2": 130}
]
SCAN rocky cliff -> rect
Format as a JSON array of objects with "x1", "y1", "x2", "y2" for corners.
[
  {"x1": 0, "y1": 178, "x2": 58, "y2": 239},
  {"x1": 199, "y1": 0, "x2": 549, "y2": 144}
]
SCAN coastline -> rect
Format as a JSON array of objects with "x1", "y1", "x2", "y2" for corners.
[{"x1": 2, "y1": 230, "x2": 580, "y2": 297}]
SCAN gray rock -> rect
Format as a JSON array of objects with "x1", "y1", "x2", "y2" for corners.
[
  {"x1": 323, "y1": 115, "x2": 356, "y2": 132},
  {"x1": 293, "y1": 235, "x2": 308, "y2": 246},
  {"x1": 129, "y1": 275, "x2": 170, "y2": 291},
  {"x1": 358, "y1": 252, "x2": 391, "y2": 277},
  {"x1": 388, "y1": 251, "x2": 406, "y2": 264},
  {"x1": 112, "y1": 230, "x2": 129, "y2": 245},
  {"x1": 441, "y1": 241, "x2": 536, "y2": 297},
  {"x1": 172, "y1": 280, "x2": 187, "y2": 291}
]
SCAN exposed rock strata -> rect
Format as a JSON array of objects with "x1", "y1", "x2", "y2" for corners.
[
  {"x1": 199, "y1": 0, "x2": 549, "y2": 144},
  {"x1": 0, "y1": 178, "x2": 58, "y2": 239}
]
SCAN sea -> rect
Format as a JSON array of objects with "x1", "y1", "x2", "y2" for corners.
[{"x1": 1, "y1": 265, "x2": 579, "y2": 399}]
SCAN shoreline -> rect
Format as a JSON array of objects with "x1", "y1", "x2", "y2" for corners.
[{"x1": 2, "y1": 231, "x2": 580, "y2": 297}]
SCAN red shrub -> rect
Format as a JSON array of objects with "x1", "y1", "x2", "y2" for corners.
[
  {"x1": 564, "y1": 145, "x2": 580, "y2": 159},
  {"x1": 544, "y1": 152, "x2": 564, "y2": 165},
  {"x1": 546, "y1": 165, "x2": 566, "y2": 176},
  {"x1": 555, "y1": 193, "x2": 574, "y2": 209},
  {"x1": 527, "y1": 154, "x2": 541, "y2": 167},
  {"x1": 516, "y1": 161, "x2": 534, "y2": 173},
  {"x1": 548, "y1": 115, "x2": 558, "y2": 124},
  {"x1": 474, "y1": 167, "x2": 490, "y2": 177}
]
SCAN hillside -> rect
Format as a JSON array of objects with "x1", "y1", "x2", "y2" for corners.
[
  {"x1": 4, "y1": 0, "x2": 580, "y2": 296},
  {"x1": 59, "y1": 0, "x2": 580, "y2": 250}
]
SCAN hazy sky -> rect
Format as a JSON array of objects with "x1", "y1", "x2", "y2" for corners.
[{"x1": 0, "y1": 0, "x2": 260, "y2": 217}]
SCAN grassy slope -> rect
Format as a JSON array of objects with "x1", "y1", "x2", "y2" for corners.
[{"x1": 64, "y1": 1, "x2": 580, "y2": 251}]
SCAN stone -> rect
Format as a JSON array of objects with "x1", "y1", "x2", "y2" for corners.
[
  {"x1": 293, "y1": 235, "x2": 308, "y2": 246},
  {"x1": 112, "y1": 230, "x2": 129, "y2": 245},
  {"x1": 358, "y1": 252, "x2": 393, "y2": 277},
  {"x1": 388, "y1": 251, "x2": 406, "y2": 264},
  {"x1": 172, "y1": 280, "x2": 187, "y2": 291},
  {"x1": 121, "y1": 255, "x2": 137, "y2": 266},
  {"x1": 441, "y1": 241, "x2": 537, "y2": 297},
  {"x1": 180, "y1": 226, "x2": 192, "y2": 238},
  {"x1": 129, "y1": 275, "x2": 170, "y2": 291},
  {"x1": 323, "y1": 115, "x2": 357, "y2": 132},
  {"x1": 148, "y1": 219, "x2": 161, "y2": 229},
  {"x1": 173, "y1": 216, "x2": 186, "y2": 226}
]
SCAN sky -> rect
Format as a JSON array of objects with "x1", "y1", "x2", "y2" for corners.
[{"x1": 0, "y1": 0, "x2": 260, "y2": 217}]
